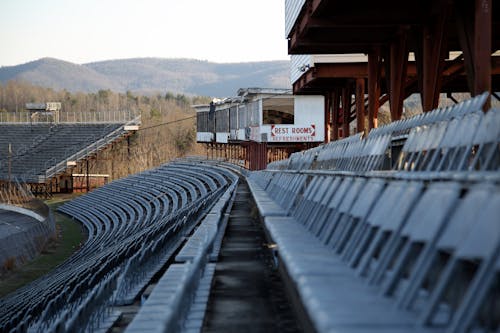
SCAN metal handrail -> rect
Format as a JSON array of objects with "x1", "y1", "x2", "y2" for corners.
[{"x1": 42, "y1": 116, "x2": 141, "y2": 181}]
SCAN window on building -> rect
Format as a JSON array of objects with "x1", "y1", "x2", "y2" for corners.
[
  {"x1": 197, "y1": 111, "x2": 208, "y2": 132},
  {"x1": 229, "y1": 106, "x2": 238, "y2": 130},
  {"x1": 262, "y1": 97, "x2": 294, "y2": 125},
  {"x1": 248, "y1": 101, "x2": 260, "y2": 127},
  {"x1": 238, "y1": 105, "x2": 247, "y2": 128},
  {"x1": 215, "y1": 108, "x2": 230, "y2": 132}
]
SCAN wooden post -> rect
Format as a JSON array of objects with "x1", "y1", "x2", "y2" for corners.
[
  {"x1": 368, "y1": 49, "x2": 381, "y2": 129},
  {"x1": 324, "y1": 92, "x2": 332, "y2": 143},
  {"x1": 86, "y1": 159, "x2": 90, "y2": 193},
  {"x1": 389, "y1": 31, "x2": 409, "y2": 120},
  {"x1": 7, "y1": 143, "x2": 12, "y2": 203},
  {"x1": 455, "y1": 0, "x2": 475, "y2": 93},
  {"x1": 422, "y1": 3, "x2": 449, "y2": 112},
  {"x1": 332, "y1": 89, "x2": 340, "y2": 140},
  {"x1": 474, "y1": 0, "x2": 491, "y2": 110},
  {"x1": 341, "y1": 86, "x2": 351, "y2": 138},
  {"x1": 127, "y1": 135, "x2": 131, "y2": 174},
  {"x1": 355, "y1": 78, "x2": 366, "y2": 134}
]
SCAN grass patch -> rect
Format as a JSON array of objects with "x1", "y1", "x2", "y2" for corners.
[{"x1": 0, "y1": 193, "x2": 85, "y2": 298}]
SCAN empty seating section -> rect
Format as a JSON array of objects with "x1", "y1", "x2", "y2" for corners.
[
  {"x1": 367, "y1": 92, "x2": 489, "y2": 139},
  {"x1": 267, "y1": 92, "x2": 493, "y2": 173},
  {"x1": 1, "y1": 93, "x2": 497, "y2": 332},
  {"x1": 0, "y1": 123, "x2": 130, "y2": 182},
  {"x1": 0, "y1": 160, "x2": 238, "y2": 332},
  {"x1": 249, "y1": 94, "x2": 499, "y2": 332},
  {"x1": 397, "y1": 108, "x2": 500, "y2": 172},
  {"x1": 249, "y1": 170, "x2": 500, "y2": 332}
]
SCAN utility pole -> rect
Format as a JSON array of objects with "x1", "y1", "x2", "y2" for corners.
[
  {"x1": 86, "y1": 159, "x2": 90, "y2": 193},
  {"x1": 7, "y1": 143, "x2": 12, "y2": 203}
]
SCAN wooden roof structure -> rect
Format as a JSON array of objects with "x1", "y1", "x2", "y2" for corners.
[{"x1": 286, "y1": 0, "x2": 499, "y2": 140}]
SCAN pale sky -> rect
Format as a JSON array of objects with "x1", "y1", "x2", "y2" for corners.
[{"x1": 0, "y1": 0, "x2": 289, "y2": 66}]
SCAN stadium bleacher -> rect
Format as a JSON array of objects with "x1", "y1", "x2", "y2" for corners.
[
  {"x1": 251, "y1": 94, "x2": 500, "y2": 332},
  {"x1": 0, "y1": 93, "x2": 498, "y2": 332},
  {"x1": 0, "y1": 160, "x2": 238, "y2": 332},
  {"x1": 0, "y1": 122, "x2": 136, "y2": 183}
]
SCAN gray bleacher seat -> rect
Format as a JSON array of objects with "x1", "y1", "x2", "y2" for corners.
[
  {"x1": 0, "y1": 123, "x2": 128, "y2": 182},
  {"x1": 254, "y1": 168, "x2": 499, "y2": 332},
  {"x1": 0, "y1": 160, "x2": 238, "y2": 332},
  {"x1": 469, "y1": 108, "x2": 500, "y2": 171},
  {"x1": 398, "y1": 183, "x2": 495, "y2": 312},
  {"x1": 418, "y1": 187, "x2": 500, "y2": 330},
  {"x1": 356, "y1": 180, "x2": 425, "y2": 280}
]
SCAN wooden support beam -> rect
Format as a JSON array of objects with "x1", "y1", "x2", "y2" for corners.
[
  {"x1": 474, "y1": 0, "x2": 492, "y2": 109},
  {"x1": 341, "y1": 86, "x2": 352, "y2": 138},
  {"x1": 324, "y1": 92, "x2": 332, "y2": 143},
  {"x1": 332, "y1": 89, "x2": 340, "y2": 140},
  {"x1": 355, "y1": 78, "x2": 366, "y2": 134},
  {"x1": 368, "y1": 49, "x2": 382, "y2": 129},
  {"x1": 421, "y1": 1, "x2": 449, "y2": 112},
  {"x1": 86, "y1": 159, "x2": 90, "y2": 193},
  {"x1": 389, "y1": 30, "x2": 409, "y2": 120},
  {"x1": 455, "y1": 0, "x2": 476, "y2": 93}
]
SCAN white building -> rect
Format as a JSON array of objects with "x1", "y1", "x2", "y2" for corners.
[{"x1": 194, "y1": 88, "x2": 325, "y2": 144}]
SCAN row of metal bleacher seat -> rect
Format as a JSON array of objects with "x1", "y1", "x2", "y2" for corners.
[
  {"x1": 396, "y1": 108, "x2": 500, "y2": 172},
  {"x1": 368, "y1": 93, "x2": 489, "y2": 138},
  {"x1": 268, "y1": 92, "x2": 495, "y2": 173},
  {"x1": 0, "y1": 124, "x2": 53, "y2": 155},
  {"x1": 252, "y1": 94, "x2": 499, "y2": 332},
  {"x1": 248, "y1": 170, "x2": 499, "y2": 333},
  {"x1": 0, "y1": 123, "x2": 127, "y2": 182},
  {"x1": 125, "y1": 179, "x2": 237, "y2": 332},
  {"x1": 0, "y1": 160, "x2": 238, "y2": 332}
]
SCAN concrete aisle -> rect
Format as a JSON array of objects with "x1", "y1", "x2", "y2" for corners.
[{"x1": 202, "y1": 180, "x2": 301, "y2": 333}]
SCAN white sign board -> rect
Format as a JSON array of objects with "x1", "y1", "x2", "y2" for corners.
[{"x1": 269, "y1": 124, "x2": 317, "y2": 142}]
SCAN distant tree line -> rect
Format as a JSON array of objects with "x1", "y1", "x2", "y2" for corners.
[{"x1": 0, "y1": 80, "x2": 209, "y2": 114}]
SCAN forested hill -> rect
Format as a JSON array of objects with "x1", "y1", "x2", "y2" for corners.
[{"x1": 0, "y1": 57, "x2": 291, "y2": 97}]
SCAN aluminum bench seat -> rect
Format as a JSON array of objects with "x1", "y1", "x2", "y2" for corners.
[
  {"x1": 247, "y1": 179, "x2": 287, "y2": 217},
  {"x1": 151, "y1": 170, "x2": 201, "y2": 201},
  {"x1": 368, "y1": 182, "x2": 463, "y2": 292},
  {"x1": 297, "y1": 275, "x2": 433, "y2": 333},
  {"x1": 263, "y1": 202, "x2": 435, "y2": 333},
  {"x1": 175, "y1": 214, "x2": 219, "y2": 262},
  {"x1": 269, "y1": 173, "x2": 307, "y2": 211},
  {"x1": 1, "y1": 160, "x2": 238, "y2": 331},
  {"x1": 126, "y1": 245, "x2": 214, "y2": 333}
]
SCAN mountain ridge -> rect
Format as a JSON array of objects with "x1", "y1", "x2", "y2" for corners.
[{"x1": 0, "y1": 57, "x2": 291, "y2": 97}]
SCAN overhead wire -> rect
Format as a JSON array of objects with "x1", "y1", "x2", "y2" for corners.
[
  {"x1": 136, "y1": 89, "x2": 294, "y2": 132},
  {"x1": 135, "y1": 115, "x2": 196, "y2": 131}
]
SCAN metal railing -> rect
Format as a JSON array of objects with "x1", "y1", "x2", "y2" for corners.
[
  {"x1": 0, "y1": 116, "x2": 141, "y2": 183},
  {"x1": 0, "y1": 110, "x2": 139, "y2": 124},
  {"x1": 41, "y1": 116, "x2": 142, "y2": 182}
]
